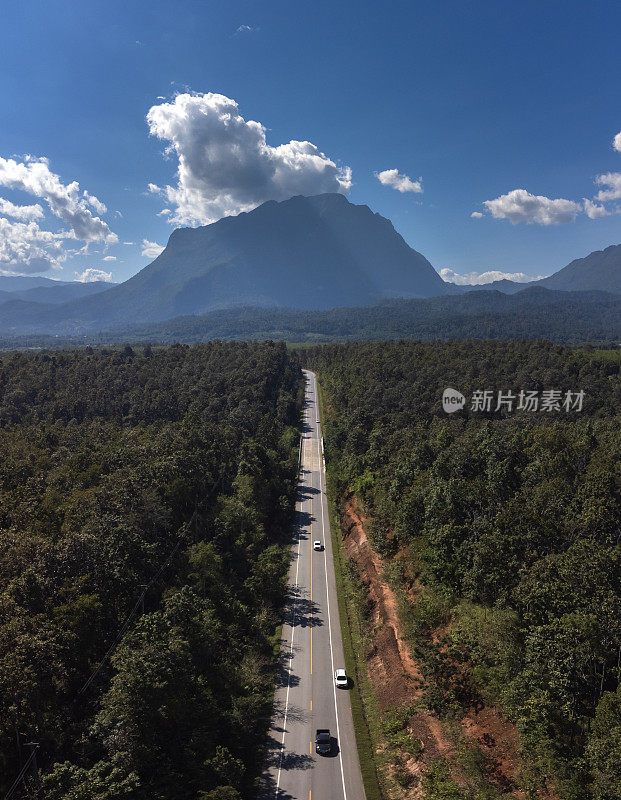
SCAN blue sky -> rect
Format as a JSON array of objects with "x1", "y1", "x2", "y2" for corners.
[{"x1": 0, "y1": 0, "x2": 620, "y2": 284}]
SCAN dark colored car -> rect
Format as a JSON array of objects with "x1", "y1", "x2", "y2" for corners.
[{"x1": 315, "y1": 728, "x2": 332, "y2": 755}]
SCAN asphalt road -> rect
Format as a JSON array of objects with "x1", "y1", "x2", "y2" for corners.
[{"x1": 259, "y1": 370, "x2": 366, "y2": 800}]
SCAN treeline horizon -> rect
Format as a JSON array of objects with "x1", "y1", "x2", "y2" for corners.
[{"x1": 0, "y1": 287, "x2": 619, "y2": 348}]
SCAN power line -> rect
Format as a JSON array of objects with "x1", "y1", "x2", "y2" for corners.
[
  {"x1": 77, "y1": 534, "x2": 185, "y2": 697},
  {"x1": 6, "y1": 467, "x2": 226, "y2": 796},
  {"x1": 76, "y1": 473, "x2": 226, "y2": 697},
  {"x1": 3, "y1": 749, "x2": 36, "y2": 800}
]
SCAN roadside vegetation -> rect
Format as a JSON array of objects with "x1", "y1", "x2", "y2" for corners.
[
  {"x1": 316, "y1": 380, "x2": 385, "y2": 800},
  {"x1": 0, "y1": 341, "x2": 303, "y2": 800},
  {"x1": 305, "y1": 341, "x2": 620, "y2": 800}
]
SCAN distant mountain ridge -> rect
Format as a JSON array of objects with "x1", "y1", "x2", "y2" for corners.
[
  {"x1": 0, "y1": 276, "x2": 63, "y2": 292},
  {"x1": 0, "y1": 275, "x2": 115, "y2": 303},
  {"x1": 538, "y1": 244, "x2": 621, "y2": 292},
  {"x1": 455, "y1": 244, "x2": 621, "y2": 294},
  {"x1": 0, "y1": 193, "x2": 619, "y2": 335}
]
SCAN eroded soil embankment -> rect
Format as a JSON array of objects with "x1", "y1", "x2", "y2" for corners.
[{"x1": 341, "y1": 495, "x2": 531, "y2": 798}]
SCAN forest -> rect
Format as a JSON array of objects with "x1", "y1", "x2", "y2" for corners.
[
  {"x1": 303, "y1": 341, "x2": 620, "y2": 799},
  {"x1": 0, "y1": 288, "x2": 619, "y2": 349},
  {"x1": 0, "y1": 341, "x2": 303, "y2": 800}
]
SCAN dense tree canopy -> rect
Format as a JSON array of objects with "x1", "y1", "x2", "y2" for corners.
[
  {"x1": 0, "y1": 341, "x2": 303, "y2": 800},
  {"x1": 303, "y1": 340, "x2": 620, "y2": 799}
]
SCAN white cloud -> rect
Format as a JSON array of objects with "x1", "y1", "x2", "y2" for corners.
[
  {"x1": 123, "y1": 241, "x2": 134, "y2": 245},
  {"x1": 481, "y1": 189, "x2": 581, "y2": 225},
  {"x1": 141, "y1": 238, "x2": 165, "y2": 258},
  {"x1": 82, "y1": 190, "x2": 107, "y2": 215},
  {"x1": 583, "y1": 198, "x2": 611, "y2": 219},
  {"x1": 147, "y1": 182, "x2": 162, "y2": 194},
  {"x1": 0, "y1": 156, "x2": 117, "y2": 243},
  {"x1": 470, "y1": 211, "x2": 484, "y2": 219},
  {"x1": 0, "y1": 198, "x2": 44, "y2": 221},
  {"x1": 236, "y1": 24, "x2": 255, "y2": 33},
  {"x1": 146, "y1": 92, "x2": 352, "y2": 226},
  {"x1": 613, "y1": 132, "x2": 621, "y2": 153},
  {"x1": 102, "y1": 255, "x2": 117, "y2": 261},
  {"x1": 440, "y1": 267, "x2": 541, "y2": 285},
  {"x1": 593, "y1": 171, "x2": 621, "y2": 202},
  {"x1": 75, "y1": 268, "x2": 113, "y2": 283},
  {"x1": 376, "y1": 168, "x2": 423, "y2": 194},
  {"x1": 0, "y1": 217, "x2": 66, "y2": 274}
]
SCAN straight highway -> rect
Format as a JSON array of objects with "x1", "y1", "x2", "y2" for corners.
[{"x1": 259, "y1": 370, "x2": 366, "y2": 800}]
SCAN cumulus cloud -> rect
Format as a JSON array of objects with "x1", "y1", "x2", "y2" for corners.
[
  {"x1": 440, "y1": 267, "x2": 541, "y2": 285},
  {"x1": 0, "y1": 198, "x2": 44, "y2": 221},
  {"x1": 0, "y1": 156, "x2": 117, "y2": 243},
  {"x1": 480, "y1": 189, "x2": 581, "y2": 225},
  {"x1": 583, "y1": 198, "x2": 611, "y2": 219},
  {"x1": 376, "y1": 169, "x2": 423, "y2": 194},
  {"x1": 82, "y1": 190, "x2": 107, "y2": 215},
  {"x1": 102, "y1": 255, "x2": 117, "y2": 261},
  {"x1": 141, "y1": 238, "x2": 165, "y2": 258},
  {"x1": 593, "y1": 171, "x2": 621, "y2": 202},
  {"x1": 75, "y1": 268, "x2": 114, "y2": 283},
  {"x1": 146, "y1": 92, "x2": 352, "y2": 226},
  {"x1": 0, "y1": 217, "x2": 66, "y2": 273},
  {"x1": 477, "y1": 131, "x2": 621, "y2": 225}
]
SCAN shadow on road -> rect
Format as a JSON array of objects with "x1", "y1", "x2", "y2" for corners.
[
  {"x1": 258, "y1": 732, "x2": 313, "y2": 799},
  {"x1": 297, "y1": 483, "x2": 320, "y2": 502},
  {"x1": 270, "y1": 698, "x2": 309, "y2": 727}
]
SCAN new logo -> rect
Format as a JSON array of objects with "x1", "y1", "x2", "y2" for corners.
[{"x1": 442, "y1": 388, "x2": 465, "y2": 413}]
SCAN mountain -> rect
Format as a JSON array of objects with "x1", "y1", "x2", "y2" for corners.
[
  {"x1": 453, "y1": 244, "x2": 621, "y2": 295},
  {"x1": 453, "y1": 278, "x2": 531, "y2": 294},
  {"x1": 537, "y1": 244, "x2": 621, "y2": 292},
  {"x1": 0, "y1": 276, "x2": 115, "y2": 304},
  {"x1": 0, "y1": 275, "x2": 63, "y2": 292},
  {"x1": 7, "y1": 281, "x2": 114, "y2": 304},
  {"x1": 0, "y1": 194, "x2": 449, "y2": 333},
  {"x1": 1, "y1": 196, "x2": 618, "y2": 337}
]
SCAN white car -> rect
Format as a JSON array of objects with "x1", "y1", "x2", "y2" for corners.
[
  {"x1": 313, "y1": 540, "x2": 322, "y2": 551},
  {"x1": 334, "y1": 669, "x2": 348, "y2": 688}
]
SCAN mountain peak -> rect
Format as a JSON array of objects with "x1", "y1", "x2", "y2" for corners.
[
  {"x1": 537, "y1": 243, "x2": 621, "y2": 293},
  {"x1": 0, "y1": 193, "x2": 449, "y2": 332}
]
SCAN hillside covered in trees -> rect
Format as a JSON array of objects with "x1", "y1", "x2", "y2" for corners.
[
  {"x1": 304, "y1": 341, "x2": 620, "y2": 799},
  {"x1": 0, "y1": 288, "x2": 619, "y2": 349},
  {"x1": 0, "y1": 342, "x2": 303, "y2": 800}
]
